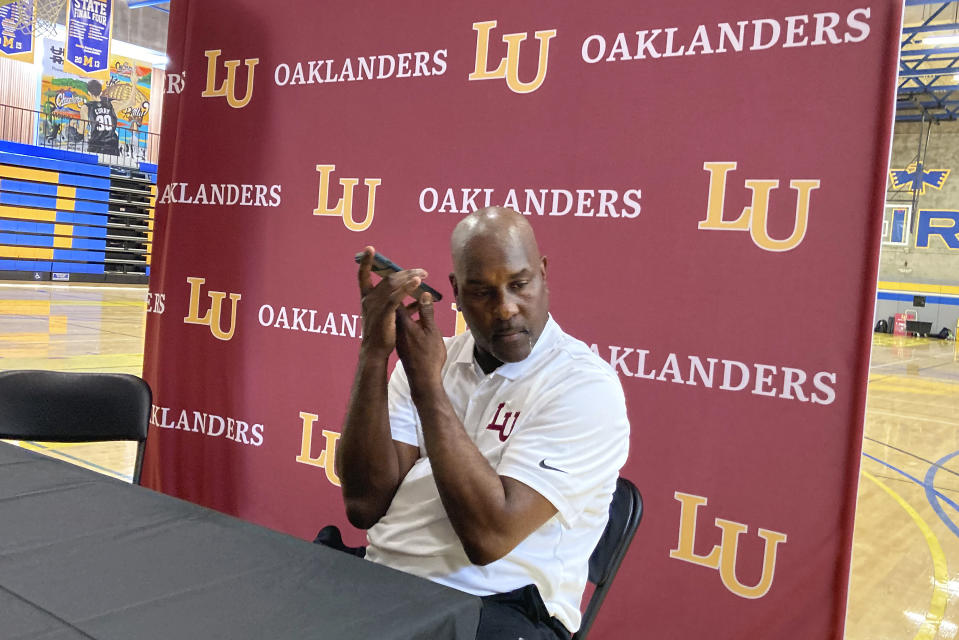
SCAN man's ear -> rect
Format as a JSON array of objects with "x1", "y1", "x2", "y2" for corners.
[
  {"x1": 540, "y1": 256, "x2": 548, "y2": 281},
  {"x1": 449, "y1": 273, "x2": 459, "y2": 301}
]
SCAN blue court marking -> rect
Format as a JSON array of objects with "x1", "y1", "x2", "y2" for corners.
[
  {"x1": 925, "y1": 450, "x2": 959, "y2": 539},
  {"x1": 862, "y1": 452, "x2": 959, "y2": 538},
  {"x1": 876, "y1": 292, "x2": 959, "y2": 306}
]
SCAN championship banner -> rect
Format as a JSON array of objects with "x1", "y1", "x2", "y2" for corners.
[
  {"x1": 142, "y1": 1, "x2": 902, "y2": 637},
  {"x1": 64, "y1": 0, "x2": 112, "y2": 75},
  {"x1": 0, "y1": 1, "x2": 33, "y2": 62}
]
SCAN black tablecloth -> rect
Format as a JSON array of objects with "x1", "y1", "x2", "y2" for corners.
[{"x1": 0, "y1": 443, "x2": 480, "y2": 639}]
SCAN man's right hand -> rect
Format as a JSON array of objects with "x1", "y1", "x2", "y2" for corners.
[
  {"x1": 341, "y1": 247, "x2": 425, "y2": 529},
  {"x1": 357, "y1": 246, "x2": 428, "y2": 359}
]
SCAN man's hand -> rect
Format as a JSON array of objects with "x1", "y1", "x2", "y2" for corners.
[
  {"x1": 357, "y1": 246, "x2": 428, "y2": 359},
  {"x1": 396, "y1": 292, "x2": 447, "y2": 388},
  {"x1": 339, "y1": 246, "x2": 424, "y2": 529}
]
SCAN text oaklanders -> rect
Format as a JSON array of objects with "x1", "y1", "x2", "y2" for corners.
[
  {"x1": 158, "y1": 183, "x2": 282, "y2": 207},
  {"x1": 150, "y1": 404, "x2": 265, "y2": 447},
  {"x1": 274, "y1": 49, "x2": 448, "y2": 86},
  {"x1": 581, "y1": 8, "x2": 872, "y2": 63},
  {"x1": 593, "y1": 345, "x2": 838, "y2": 406},
  {"x1": 419, "y1": 186, "x2": 642, "y2": 218}
]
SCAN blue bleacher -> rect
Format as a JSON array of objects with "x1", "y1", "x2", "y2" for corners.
[
  {"x1": 52, "y1": 261, "x2": 104, "y2": 274},
  {"x1": 0, "y1": 143, "x2": 152, "y2": 281},
  {"x1": 0, "y1": 179, "x2": 58, "y2": 196},
  {"x1": 0, "y1": 140, "x2": 100, "y2": 165}
]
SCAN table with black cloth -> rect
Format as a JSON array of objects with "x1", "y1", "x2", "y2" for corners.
[{"x1": 0, "y1": 442, "x2": 480, "y2": 639}]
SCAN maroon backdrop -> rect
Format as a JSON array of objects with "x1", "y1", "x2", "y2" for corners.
[{"x1": 143, "y1": 1, "x2": 902, "y2": 637}]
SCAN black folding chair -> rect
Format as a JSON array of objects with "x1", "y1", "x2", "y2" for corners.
[
  {"x1": 0, "y1": 370, "x2": 152, "y2": 484},
  {"x1": 574, "y1": 477, "x2": 643, "y2": 640}
]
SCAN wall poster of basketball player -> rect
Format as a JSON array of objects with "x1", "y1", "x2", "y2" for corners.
[
  {"x1": 36, "y1": 38, "x2": 154, "y2": 160},
  {"x1": 85, "y1": 78, "x2": 120, "y2": 156}
]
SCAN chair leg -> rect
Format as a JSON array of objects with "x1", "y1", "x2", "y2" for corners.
[{"x1": 132, "y1": 441, "x2": 145, "y2": 485}]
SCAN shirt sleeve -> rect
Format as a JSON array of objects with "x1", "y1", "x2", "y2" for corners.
[
  {"x1": 496, "y1": 370, "x2": 630, "y2": 527},
  {"x1": 386, "y1": 360, "x2": 420, "y2": 447}
]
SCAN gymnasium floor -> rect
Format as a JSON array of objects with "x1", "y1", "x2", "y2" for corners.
[{"x1": 1, "y1": 281, "x2": 958, "y2": 639}]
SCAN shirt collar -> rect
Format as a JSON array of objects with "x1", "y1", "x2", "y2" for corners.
[{"x1": 455, "y1": 315, "x2": 560, "y2": 381}]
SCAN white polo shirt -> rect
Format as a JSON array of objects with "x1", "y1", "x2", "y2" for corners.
[{"x1": 365, "y1": 316, "x2": 630, "y2": 632}]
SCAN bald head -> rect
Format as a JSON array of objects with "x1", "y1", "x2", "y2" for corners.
[
  {"x1": 448, "y1": 207, "x2": 549, "y2": 370},
  {"x1": 451, "y1": 207, "x2": 541, "y2": 273}
]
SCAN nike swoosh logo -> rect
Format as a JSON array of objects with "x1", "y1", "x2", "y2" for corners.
[{"x1": 539, "y1": 459, "x2": 567, "y2": 473}]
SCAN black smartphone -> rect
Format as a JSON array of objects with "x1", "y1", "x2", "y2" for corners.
[{"x1": 354, "y1": 251, "x2": 443, "y2": 301}]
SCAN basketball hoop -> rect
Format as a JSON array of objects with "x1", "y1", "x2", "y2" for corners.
[{"x1": 8, "y1": 0, "x2": 68, "y2": 38}]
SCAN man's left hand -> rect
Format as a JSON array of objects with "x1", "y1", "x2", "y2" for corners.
[{"x1": 396, "y1": 292, "x2": 446, "y2": 387}]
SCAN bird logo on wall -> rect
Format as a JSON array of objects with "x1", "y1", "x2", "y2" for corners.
[{"x1": 889, "y1": 163, "x2": 951, "y2": 195}]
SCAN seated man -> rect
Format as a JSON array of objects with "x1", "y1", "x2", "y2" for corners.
[{"x1": 336, "y1": 207, "x2": 630, "y2": 639}]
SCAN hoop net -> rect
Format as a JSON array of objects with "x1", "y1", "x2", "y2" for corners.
[{"x1": 9, "y1": 0, "x2": 68, "y2": 38}]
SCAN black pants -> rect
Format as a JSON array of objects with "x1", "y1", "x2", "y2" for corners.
[{"x1": 477, "y1": 584, "x2": 571, "y2": 640}]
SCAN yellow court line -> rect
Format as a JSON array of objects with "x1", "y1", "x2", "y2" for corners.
[
  {"x1": 13, "y1": 441, "x2": 131, "y2": 481},
  {"x1": 0, "y1": 333, "x2": 51, "y2": 343},
  {"x1": 0, "y1": 284, "x2": 144, "y2": 291},
  {"x1": 0, "y1": 300, "x2": 147, "y2": 309},
  {"x1": 868, "y1": 410, "x2": 959, "y2": 427},
  {"x1": 50, "y1": 300, "x2": 148, "y2": 308},
  {"x1": 868, "y1": 385, "x2": 959, "y2": 398},
  {"x1": 868, "y1": 375, "x2": 959, "y2": 393},
  {"x1": 0, "y1": 353, "x2": 143, "y2": 371},
  {"x1": 868, "y1": 384, "x2": 959, "y2": 399},
  {"x1": 877, "y1": 280, "x2": 959, "y2": 295},
  {"x1": 869, "y1": 375, "x2": 959, "y2": 388},
  {"x1": 0, "y1": 300, "x2": 51, "y2": 315},
  {"x1": 862, "y1": 470, "x2": 949, "y2": 640},
  {"x1": 878, "y1": 281, "x2": 959, "y2": 296},
  {"x1": 878, "y1": 282, "x2": 943, "y2": 294},
  {"x1": 868, "y1": 396, "x2": 959, "y2": 415},
  {"x1": 18, "y1": 441, "x2": 87, "y2": 450},
  {"x1": 48, "y1": 315, "x2": 67, "y2": 334}
]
